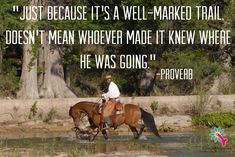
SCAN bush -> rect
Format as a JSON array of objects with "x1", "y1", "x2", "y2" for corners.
[
  {"x1": 191, "y1": 94, "x2": 212, "y2": 116},
  {"x1": 44, "y1": 107, "x2": 57, "y2": 123},
  {"x1": 150, "y1": 101, "x2": 159, "y2": 113},
  {"x1": 0, "y1": 59, "x2": 20, "y2": 98},
  {"x1": 28, "y1": 101, "x2": 38, "y2": 120},
  {"x1": 192, "y1": 112, "x2": 235, "y2": 128}
]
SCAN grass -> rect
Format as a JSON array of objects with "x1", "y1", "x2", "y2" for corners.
[
  {"x1": 159, "y1": 121, "x2": 173, "y2": 132},
  {"x1": 69, "y1": 146, "x2": 87, "y2": 157},
  {"x1": 28, "y1": 101, "x2": 38, "y2": 120},
  {"x1": 186, "y1": 131, "x2": 235, "y2": 152},
  {"x1": 192, "y1": 94, "x2": 212, "y2": 116},
  {"x1": 43, "y1": 107, "x2": 57, "y2": 123},
  {"x1": 150, "y1": 101, "x2": 158, "y2": 114},
  {"x1": 192, "y1": 112, "x2": 235, "y2": 128}
]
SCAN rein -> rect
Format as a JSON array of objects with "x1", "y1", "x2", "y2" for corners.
[{"x1": 96, "y1": 98, "x2": 102, "y2": 103}]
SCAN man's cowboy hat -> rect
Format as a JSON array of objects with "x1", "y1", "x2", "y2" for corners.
[{"x1": 105, "y1": 75, "x2": 112, "y2": 79}]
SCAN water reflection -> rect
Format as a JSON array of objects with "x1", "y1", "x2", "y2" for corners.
[{"x1": 0, "y1": 129, "x2": 234, "y2": 157}]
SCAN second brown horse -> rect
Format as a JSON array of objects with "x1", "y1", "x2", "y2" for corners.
[{"x1": 69, "y1": 99, "x2": 161, "y2": 141}]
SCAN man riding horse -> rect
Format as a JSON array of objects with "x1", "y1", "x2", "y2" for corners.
[
  {"x1": 99, "y1": 75, "x2": 120, "y2": 130},
  {"x1": 69, "y1": 75, "x2": 161, "y2": 140}
]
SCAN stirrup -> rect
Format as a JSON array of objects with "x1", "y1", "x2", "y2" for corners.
[{"x1": 102, "y1": 123, "x2": 110, "y2": 130}]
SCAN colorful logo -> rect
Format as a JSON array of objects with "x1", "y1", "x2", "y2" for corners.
[{"x1": 210, "y1": 127, "x2": 228, "y2": 147}]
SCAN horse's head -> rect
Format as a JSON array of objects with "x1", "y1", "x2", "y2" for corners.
[
  {"x1": 69, "y1": 101, "x2": 100, "y2": 130},
  {"x1": 69, "y1": 106, "x2": 86, "y2": 128}
]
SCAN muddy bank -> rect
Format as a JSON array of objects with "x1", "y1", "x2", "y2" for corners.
[{"x1": 0, "y1": 115, "x2": 192, "y2": 139}]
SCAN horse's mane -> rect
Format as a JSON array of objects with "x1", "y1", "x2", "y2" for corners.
[{"x1": 70, "y1": 101, "x2": 100, "y2": 116}]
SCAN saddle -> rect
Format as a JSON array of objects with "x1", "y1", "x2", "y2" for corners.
[
  {"x1": 99, "y1": 99, "x2": 124, "y2": 116},
  {"x1": 115, "y1": 102, "x2": 123, "y2": 111},
  {"x1": 115, "y1": 102, "x2": 124, "y2": 115}
]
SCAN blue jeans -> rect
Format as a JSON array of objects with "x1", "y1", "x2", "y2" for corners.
[{"x1": 106, "y1": 117, "x2": 110, "y2": 126}]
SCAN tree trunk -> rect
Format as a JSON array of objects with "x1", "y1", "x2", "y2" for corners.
[
  {"x1": 51, "y1": 49, "x2": 76, "y2": 98},
  {"x1": 139, "y1": 70, "x2": 157, "y2": 96},
  {"x1": 39, "y1": 31, "x2": 54, "y2": 98},
  {"x1": 17, "y1": 42, "x2": 39, "y2": 98},
  {"x1": 39, "y1": 48, "x2": 76, "y2": 98},
  {"x1": 64, "y1": 65, "x2": 71, "y2": 87},
  {"x1": 17, "y1": 0, "x2": 39, "y2": 99},
  {"x1": 37, "y1": 0, "x2": 76, "y2": 98}
]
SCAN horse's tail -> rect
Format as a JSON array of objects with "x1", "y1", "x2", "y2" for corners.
[{"x1": 140, "y1": 108, "x2": 161, "y2": 138}]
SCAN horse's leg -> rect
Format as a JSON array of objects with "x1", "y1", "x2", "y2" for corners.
[
  {"x1": 110, "y1": 115, "x2": 117, "y2": 130},
  {"x1": 139, "y1": 124, "x2": 145, "y2": 136},
  {"x1": 89, "y1": 129, "x2": 99, "y2": 141},
  {"x1": 101, "y1": 129, "x2": 109, "y2": 140},
  {"x1": 74, "y1": 128, "x2": 79, "y2": 139},
  {"x1": 74, "y1": 127, "x2": 81, "y2": 139},
  {"x1": 129, "y1": 126, "x2": 139, "y2": 139},
  {"x1": 97, "y1": 115, "x2": 109, "y2": 140}
]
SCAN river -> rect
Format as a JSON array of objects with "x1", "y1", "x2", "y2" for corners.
[{"x1": 0, "y1": 128, "x2": 234, "y2": 157}]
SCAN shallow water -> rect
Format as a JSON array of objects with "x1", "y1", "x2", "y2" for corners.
[{"x1": 0, "y1": 128, "x2": 234, "y2": 157}]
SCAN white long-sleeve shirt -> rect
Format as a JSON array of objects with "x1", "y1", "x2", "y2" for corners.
[{"x1": 102, "y1": 81, "x2": 120, "y2": 100}]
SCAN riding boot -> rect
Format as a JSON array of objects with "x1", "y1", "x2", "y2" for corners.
[{"x1": 103, "y1": 117, "x2": 110, "y2": 130}]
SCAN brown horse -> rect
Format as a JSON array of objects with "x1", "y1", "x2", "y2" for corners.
[{"x1": 69, "y1": 100, "x2": 161, "y2": 141}]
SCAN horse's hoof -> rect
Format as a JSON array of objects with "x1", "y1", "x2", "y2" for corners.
[
  {"x1": 89, "y1": 136, "x2": 95, "y2": 141},
  {"x1": 104, "y1": 138, "x2": 111, "y2": 141},
  {"x1": 131, "y1": 137, "x2": 139, "y2": 140},
  {"x1": 138, "y1": 135, "x2": 147, "y2": 140}
]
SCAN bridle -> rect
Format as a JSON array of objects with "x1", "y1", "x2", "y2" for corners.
[{"x1": 79, "y1": 99, "x2": 102, "y2": 121}]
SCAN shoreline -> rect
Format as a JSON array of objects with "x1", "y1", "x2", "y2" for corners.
[{"x1": 0, "y1": 115, "x2": 193, "y2": 139}]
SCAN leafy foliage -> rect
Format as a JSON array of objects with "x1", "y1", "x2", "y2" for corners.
[
  {"x1": 44, "y1": 107, "x2": 57, "y2": 123},
  {"x1": 192, "y1": 112, "x2": 235, "y2": 128},
  {"x1": 0, "y1": 59, "x2": 20, "y2": 97},
  {"x1": 28, "y1": 101, "x2": 38, "y2": 119},
  {"x1": 150, "y1": 101, "x2": 159, "y2": 113}
]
